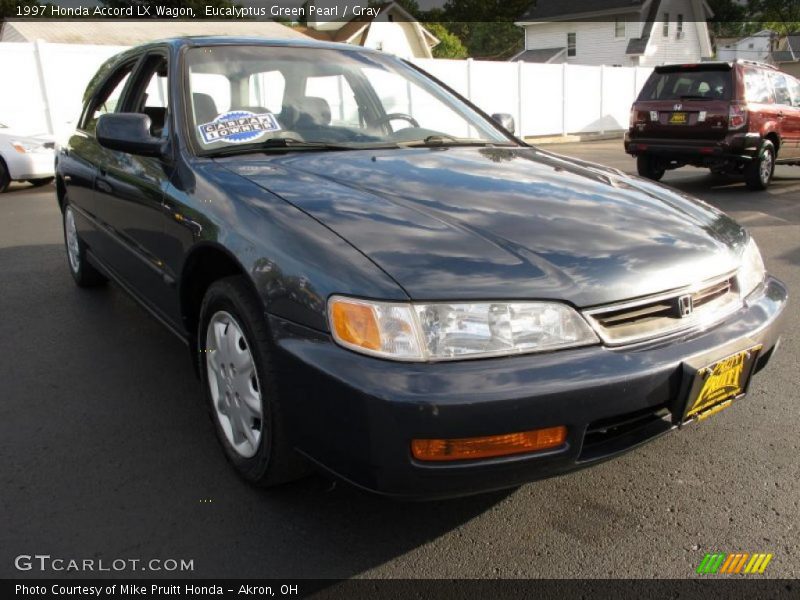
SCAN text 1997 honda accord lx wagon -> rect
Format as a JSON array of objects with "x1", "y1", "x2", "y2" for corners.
[{"x1": 56, "y1": 38, "x2": 787, "y2": 499}]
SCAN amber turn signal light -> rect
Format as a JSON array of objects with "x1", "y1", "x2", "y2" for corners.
[
  {"x1": 330, "y1": 298, "x2": 382, "y2": 351},
  {"x1": 411, "y1": 426, "x2": 567, "y2": 462}
]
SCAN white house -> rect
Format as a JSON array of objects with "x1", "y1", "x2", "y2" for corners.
[
  {"x1": 296, "y1": 1, "x2": 439, "y2": 59},
  {"x1": 716, "y1": 29, "x2": 775, "y2": 63},
  {"x1": 513, "y1": 0, "x2": 714, "y2": 67}
]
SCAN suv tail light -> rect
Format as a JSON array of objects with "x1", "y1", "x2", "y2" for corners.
[
  {"x1": 729, "y1": 103, "x2": 748, "y2": 130},
  {"x1": 629, "y1": 108, "x2": 647, "y2": 128}
]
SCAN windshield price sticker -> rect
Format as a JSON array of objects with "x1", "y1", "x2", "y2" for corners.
[{"x1": 199, "y1": 111, "x2": 281, "y2": 144}]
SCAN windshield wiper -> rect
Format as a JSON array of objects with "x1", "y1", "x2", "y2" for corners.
[
  {"x1": 207, "y1": 137, "x2": 367, "y2": 157},
  {"x1": 678, "y1": 94, "x2": 714, "y2": 100},
  {"x1": 400, "y1": 136, "x2": 515, "y2": 148}
]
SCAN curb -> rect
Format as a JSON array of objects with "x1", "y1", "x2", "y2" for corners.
[{"x1": 524, "y1": 131, "x2": 625, "y2": 145}]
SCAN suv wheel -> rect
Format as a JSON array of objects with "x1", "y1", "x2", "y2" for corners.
[
  {"x1": 744, "y1": 140, "x2": 775, "y2": 191},
  {"x1": 0, "y1": 158, "x2": 10, "y2": 193},
  {"x1": 63, "y1": 204, "x2": 107, "y2": 287},
  {"x1": 636, "y1": 154, "x2": 666, "y2": 181},
  {"x1": 198, "y1": 276, "x2": 307, "y2": 487}
]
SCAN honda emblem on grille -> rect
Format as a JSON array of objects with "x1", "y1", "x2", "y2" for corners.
[
  {"x1": 673, "y1": 103, "x2": 683, "y2": 111},
  {"x1": 677, "y1": 294, "x2": 693, "y2": 318}
]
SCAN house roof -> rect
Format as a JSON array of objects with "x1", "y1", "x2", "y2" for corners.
[
  {"x1": 519, "y1": 0, "x2": 646, "y2": 21},
  {"x1": 511, "y1": 47, "x2": 567, "y2": 63},
  {"x1": 0, "y1": 21, "x2": 310, "y2": 45},
  {"x1": 625, "y1": 0, "x2": 660, "y2": 55}
]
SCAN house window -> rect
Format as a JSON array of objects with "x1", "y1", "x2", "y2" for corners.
[
  {"x1": 567, "y1": 32, "x2": 576, "y2": 57},
  {"x1": 677, "y1": 14, "x2": 684, "y2": 38},
  {"x1": 662, "y1": 13, "x2": 669, "y2": 37},
  {"x1": 615, "y1": 19, "x2": 626, "y2": 39}
]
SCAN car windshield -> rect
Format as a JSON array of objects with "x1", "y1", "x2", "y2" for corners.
[
  {"x1": 640, "y1": 69, "x2": 733, "y2": 101},
  {"x1": 185, "y1": 45, "x2": 515, "y2": 154}
]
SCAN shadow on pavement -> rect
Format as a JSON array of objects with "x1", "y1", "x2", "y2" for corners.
[{"x1": 0, "y1": 243, "x2": 511, "y2": 580}]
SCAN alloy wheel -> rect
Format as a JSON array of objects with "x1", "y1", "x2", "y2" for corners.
[
  {"x1": 65, "y1": 207, "x2": 81, "y2": 273},
  {"x1": 760, "y1": 149, "x2": 773, "y2": 186}
]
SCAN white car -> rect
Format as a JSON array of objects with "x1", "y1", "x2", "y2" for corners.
[{"x1": 0, "y1": 122, "x2": 55, "y2": 193}]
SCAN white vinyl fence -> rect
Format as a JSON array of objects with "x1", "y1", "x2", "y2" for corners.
[
  {"x1": 413, "y1": 58, "x2": 653, "y2": 137},
  {"x1": 0, "y1": 41, "x2": 652, "y2": 140}
]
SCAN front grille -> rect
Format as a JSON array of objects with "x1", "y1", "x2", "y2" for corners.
[{"x1": 583, "y1": 273, "x2": 741, "y2": 346}]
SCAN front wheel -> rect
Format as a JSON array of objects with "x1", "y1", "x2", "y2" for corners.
[
  {"x1": 636, "y1": 154, "x2": 666, "y2": 181},
  {"x1": 744, "y1": 140, "x2": 775, "y2": 191},
  {"x1": 63, "y1": 204, "x2": 107, "y2": 287},
  {"x1": 198, "y1": 276, "x2": 307, "y2": 487},
  {"x1": 0, "y1": 158, "x2": 10, "y2": 193}
]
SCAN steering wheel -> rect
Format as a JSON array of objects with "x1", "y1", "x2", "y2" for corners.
[{"x1": 375, "y1": 113, "x2": 420, "y2": 129}]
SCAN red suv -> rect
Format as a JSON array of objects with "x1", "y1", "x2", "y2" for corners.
[{"x1": 625, "y1": 60, "x2": 800, "y2": 190}]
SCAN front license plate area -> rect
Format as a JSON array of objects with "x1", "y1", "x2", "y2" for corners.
[
  {"x1": 683, "y1": 346, "x2": 761, "y2": 423},
  {"x1": 669, "y1": 111, "x2": 687, "y2": 124}
]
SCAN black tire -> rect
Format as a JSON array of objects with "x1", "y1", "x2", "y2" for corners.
[
  {"x1": 636, "y1": 154, "x2": 666, "y2": 181},
  {"x1": 0, "y1": 158, "x2": 10, "y2": 193},
  {"x1": 63, "y1": 203, "x2": 107, "y2": 287},
  {"x1": 744, "y1": 140, "x2": 775, "y2": 191},
  {"x1": 28, "y1": 177, "x2": 54, "y2": 187},
  {"x1": 198, "y1": 276, "x2": 307, "y2": 487}
]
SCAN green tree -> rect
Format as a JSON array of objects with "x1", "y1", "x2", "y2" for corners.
[
  {"x1": 750, "y1": 0, "x2": 800, "y2": 33},
  {"x1": 706, "y1": 0, "x2": 751, "y2": 38},
  {"x1": 436, "y1": 1, "x2": 528, "y2": 60},
  {"x1": 426, "y1": 22, "x2": 468, "y2": 59}
]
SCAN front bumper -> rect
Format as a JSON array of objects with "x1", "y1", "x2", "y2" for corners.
[
  {"x1": 269, "y1": 277, "x2": 787, "y2": 499},
  {"x1": 4, "y1": 149, "x2": 55, "y2": 180},
  {"x1": 624, "y1": 132, "x2": 762, "y2": 162}
]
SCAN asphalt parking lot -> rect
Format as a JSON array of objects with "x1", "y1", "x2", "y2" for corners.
[{"x1": 1, "y1": 140, "x2": 798, "y2": 579}]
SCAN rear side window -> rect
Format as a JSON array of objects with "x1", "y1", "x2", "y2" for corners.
[
  {"x1": 744, "y1": 68, "x2": 774, "y2": 104},
  {"x1": 786, "y1": 76, "x2": 800, "y2": 108},
  {"x1": 769, "y1": 72, "x2": 793, "y2": 106},
  {"x1": 640, "y1": 69, "x2": 732, "y2": 101}
]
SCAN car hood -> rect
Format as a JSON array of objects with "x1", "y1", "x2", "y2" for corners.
[{"x1": 219, "y1": 146, "x2": 746, "y2": 307}]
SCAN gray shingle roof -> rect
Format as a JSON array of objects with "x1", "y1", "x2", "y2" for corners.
[
  {"x1": 512, "y1": 47, "x2": 567, "y2": 62},
  {"x1": 519, "y1": 0, "x2": 646, "y2": 21}
]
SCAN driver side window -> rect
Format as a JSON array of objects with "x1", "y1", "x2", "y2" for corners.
[
  {"x1": 128, "y1": 55, "x2": 170, "y2": 139},
  {"x1": 82, "y1": 63, "x2": 134, "y2": 134}
]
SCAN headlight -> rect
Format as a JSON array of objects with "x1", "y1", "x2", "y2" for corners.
[
  {"x1": 738, "y1": 237, "x2": 765, "y2": 299},
  {"x1": 329, "y1": 296, "x2": 598, "y2": 361},
  {"x1": 12, "y1": 140, "x2": 45, "y2": 154}
]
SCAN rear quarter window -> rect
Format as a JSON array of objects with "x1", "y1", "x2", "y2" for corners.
[{"x1": 744, "y1": 68, "x2": 774, "y2": 104}]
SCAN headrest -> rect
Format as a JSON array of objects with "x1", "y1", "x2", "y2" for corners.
[
  {"x1": 295, "y1": 97, "x2": 332, "y2": 127},
  {"x1": 193, "y1": 93, "x2": 219, "y2": 125}
]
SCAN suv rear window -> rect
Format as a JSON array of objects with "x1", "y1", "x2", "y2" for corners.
[{"x1": 639, "y1": 69, "x2": 732, "y2": 101}]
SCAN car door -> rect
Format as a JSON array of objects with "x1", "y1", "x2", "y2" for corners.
[
  {"x1": 62, "y1": 58, "x2": 138, "y2": 250},
  {"x1": 777, "y1": 72, "x2": 800, "y2": 159},
  {"x1": 92, "y1": 49, "x2": 178, "y2": 322}
]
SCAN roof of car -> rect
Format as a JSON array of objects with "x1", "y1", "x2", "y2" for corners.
[{"x1": 144, "y1": 35, "x2": 381, "y2": 54}]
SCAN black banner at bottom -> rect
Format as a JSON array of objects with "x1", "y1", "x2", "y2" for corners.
[{"x1": 3, "y1": 579, "x2": 798, "y2": 600}]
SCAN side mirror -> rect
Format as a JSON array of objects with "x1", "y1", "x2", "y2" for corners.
[
  {"x1": 491, "y1": 113, "x2": 516, "y2": 135},
  {"x1": 96, "y1": 113, "x2": 165, "y2": 157}
]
